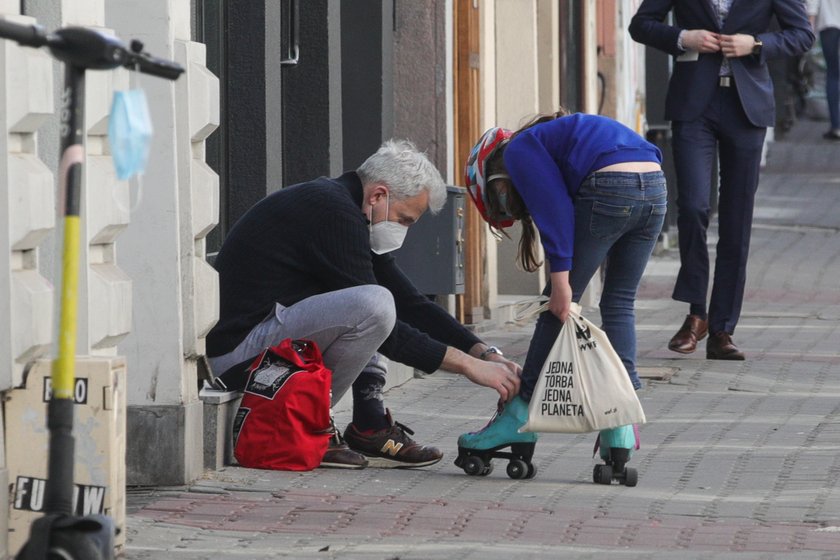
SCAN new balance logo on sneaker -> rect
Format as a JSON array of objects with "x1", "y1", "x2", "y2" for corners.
[
  {"x1": 343, "y1": 409, "x2": 443, "y2": 468},
  {"x1": 380, "y1": 440, "x2": 404, "y2": 456}
]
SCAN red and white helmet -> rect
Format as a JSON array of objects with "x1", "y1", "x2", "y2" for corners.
[{"x1": 465, "y1": 127, "x2": 514, "y2": 229}]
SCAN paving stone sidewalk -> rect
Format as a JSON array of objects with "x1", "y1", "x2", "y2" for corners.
[{"x1": 125, "y1": 119, "x2": 840, "y2": 559}]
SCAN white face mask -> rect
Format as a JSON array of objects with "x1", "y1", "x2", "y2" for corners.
[{"x1": 368, "y1": 192, "x2": 409, "y2": 254}]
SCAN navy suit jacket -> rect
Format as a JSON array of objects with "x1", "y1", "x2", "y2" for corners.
[{"x1": 629, "y1": 0, "x2": 814, "y2": 127}]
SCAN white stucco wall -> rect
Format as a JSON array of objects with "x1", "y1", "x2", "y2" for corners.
[
  {"x1": 485, "y1": 0, "x2": 549, "y2": 298},
  {"x1": 108, "y1": 0, "x2": 219, "y2": 407},
  {"x1": 0, "y1": 11, "x2": 54, "y2": 391},
  {"x1": 2, "y1": 0, "x2": 218, "y2": 489},
  {"x1": 615, "y1": 0, "x2": 647, "y2": 131}
]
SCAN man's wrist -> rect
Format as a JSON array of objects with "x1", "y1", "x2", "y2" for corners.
[
  {"x1": 677, "y1": 29, "x2": 687, "y2": 51},
  {"x1": 752, "y1": 35, "x2": 763, "y2": 56},
  {"x1": 479, "y1": 346, "x2": 503, "y2": 361}
]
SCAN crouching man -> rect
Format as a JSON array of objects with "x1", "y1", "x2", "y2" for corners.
[{"x1": 206, "y1": 140, "x2": 521, "y2": 469}]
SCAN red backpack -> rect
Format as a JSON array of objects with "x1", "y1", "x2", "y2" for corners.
[{"x1": 232, "y1": 339, "x2": 332, "y2": 471}]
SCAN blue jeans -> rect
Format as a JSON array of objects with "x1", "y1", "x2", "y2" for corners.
[
  {"x1": 519, "y1": 171, "x2": 667, "y2": 397},
  {"x1": 821, "y1": 27, "x2": 840, "y2": 130}
]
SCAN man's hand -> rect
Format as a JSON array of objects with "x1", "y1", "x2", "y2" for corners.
[
  {"x1": 442, "y1": 347, "x2": 521, "y2": 402},
  {"x1": 485, "y1": 352, "x2": 522, "y2": 377},
  {"x1": 681, "y1": 29, "x2": 722, "y2": 53},
  {"x1": 719, "y1": 33, "x2": 756, "y2": 58},
  {"x1": 462, "y1": 360, "x2": 521, "y2": 402}
]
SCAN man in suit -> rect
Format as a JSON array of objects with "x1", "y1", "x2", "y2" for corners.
[{"x1": 629, "y1": 0, "x2": 814, "y2": 360}]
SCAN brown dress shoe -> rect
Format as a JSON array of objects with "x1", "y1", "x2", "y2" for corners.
[
  {"x1": 706, "y1": 332, "x2": 745, "y2": 360},
  {"x1": 668, "y1": 314, "x2": 708, "y2": 354},
  {"x1": 320, "y1": 419, "x2": 368, "y2": 469}
]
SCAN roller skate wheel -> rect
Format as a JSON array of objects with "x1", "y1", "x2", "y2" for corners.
[
  {"x1": 525, "y1": 462, "x2": 537, "y2": 479},
  {"x1": 593, "y1": 464, "x2": 613, "y2": 485},
  {"x1": 623, "y1": 467, "x2": 638, "y2": 487},
  {"x1": 506, "y1": 458, "x2": 528, "y2": 479},
  {"x1": 480, "y1": 462, "x2": 494, "y2": 476},
  {"x1": 463, "y1": 455, "x2": 485, "y2": 476}
]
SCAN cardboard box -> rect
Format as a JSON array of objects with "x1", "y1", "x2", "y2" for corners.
[{"x1": 5, "y1": 357, "x2": 126, "y2": 557}]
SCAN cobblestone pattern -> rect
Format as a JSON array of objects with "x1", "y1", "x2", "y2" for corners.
[{"x1": 125, "y1": 121, "x2": 840, "y2": 559}]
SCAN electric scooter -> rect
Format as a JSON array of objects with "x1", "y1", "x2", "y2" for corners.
[{"x1": 0, "y1": 18, "x2": 184, "y2": 559}]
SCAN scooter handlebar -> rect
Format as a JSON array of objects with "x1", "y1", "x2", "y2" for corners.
[
  {"x1": 0, "y1": 18, "x2": 48, "y2": 48},
  {"x1": 1, "y1": 20, "x2": 183, "y2": 81},
  {"x1": 126, "y1": 48, "x2": 185, "y2": 81}
]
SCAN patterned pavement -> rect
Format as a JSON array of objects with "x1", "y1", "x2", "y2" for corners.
[{"x1": 125, "y1": 118, "x2": 840, "y2": 559}]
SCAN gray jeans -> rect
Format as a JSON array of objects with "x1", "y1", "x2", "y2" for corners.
[{"x1": 208, "y1": 285, "x2": 396, "y2": 405}]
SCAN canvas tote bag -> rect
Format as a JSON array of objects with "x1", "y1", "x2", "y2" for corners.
[{"x1": 520, "y1": 303, "x2": 645, "y2": 433}]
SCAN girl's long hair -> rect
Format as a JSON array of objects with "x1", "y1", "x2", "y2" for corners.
[{"x1": 486, "y1": 108, "x2": 569, "y2": 273}]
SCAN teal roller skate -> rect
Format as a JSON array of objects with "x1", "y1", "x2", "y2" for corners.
[
  {"x1": 593, "y1": 424, "x2": 639, "y2": 487},
  {"x1": 455, "y1": 396, "x2": 539, "y2": 479}
]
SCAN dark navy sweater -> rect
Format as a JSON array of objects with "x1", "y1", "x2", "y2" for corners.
[
  {"x1": 206, "y1": 172, "x2": 480, "y2": 373},
  {"x1": 503, "y1": 113, "x2": 662, "y2": 272}
]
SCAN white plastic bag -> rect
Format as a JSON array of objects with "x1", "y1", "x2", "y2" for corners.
[{"x1": 520, "y1": 304, "x2": 645, "y2": 433}]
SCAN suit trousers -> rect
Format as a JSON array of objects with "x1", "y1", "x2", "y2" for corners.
[
  {"x1": 670, "y1": 82, "x2": 767, "y2": 334},
  {"x1": 821, "y1": 27, "x2": 840, "y2": 131}
]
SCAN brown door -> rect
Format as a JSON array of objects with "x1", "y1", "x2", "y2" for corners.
[{"x1": 453, "y1": 0, "x2": 485, "y2": 324}]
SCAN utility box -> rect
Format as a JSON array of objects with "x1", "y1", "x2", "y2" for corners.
[
  {"x1": 392, "y1": 186, "x2": 466, "y2": 295},
  {"x1": 4, "y1": 357, "x2": 127, "y2": 557}
]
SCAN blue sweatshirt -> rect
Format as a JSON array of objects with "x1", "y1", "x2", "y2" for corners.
[{"x1": 503, "y1": 113, "x2": 662, "y2": 272}]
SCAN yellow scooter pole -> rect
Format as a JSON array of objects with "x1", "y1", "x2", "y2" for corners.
[
  {"x1": 54, "y1": 213, "x2": 81, "y2": 400},
  {"x1": 46, "y1": 116, "x2": 86, "y2": 516},
  {"x1": 54, "y1": 171, "x2": 83, "y2": 401}
]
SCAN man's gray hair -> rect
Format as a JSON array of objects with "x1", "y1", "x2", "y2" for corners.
[{"x1": 357, "y1": 139, "x2": 447, "y2": 215}]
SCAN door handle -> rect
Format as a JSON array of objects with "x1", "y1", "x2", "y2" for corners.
[{"x1": 281, "y1": 0, "x2": 299, "y2": 66}]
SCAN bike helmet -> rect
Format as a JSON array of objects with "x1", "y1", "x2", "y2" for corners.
[{"x1": 465, "y1": 127, "x2": 515, "y2": 229}]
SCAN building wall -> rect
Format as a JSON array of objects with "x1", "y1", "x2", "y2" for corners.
[
  {"x1": 393, "y1": 0, "x2": 451, "y2": 178},
  {"x1": 537, "y1": 0, "x2": 561, "y2": 115},
  {"x1": 1, "y1": 0, "x2": 218, "y2": 494},
  {"x1": 0, "y1": 5, "x2": 55, "y2": 551},
  {"x1": 280, "y1": 0, "x2": 343, "y2": 186},
  {"x1": 481, "y1": 0, "x2": 605, "y2": 304},
  {"x1": 582, "y1": 0, "x2": 600, "y2": 115},
  {"x1": 0, "y1": 9, "x2": 54, "y2": 398},
  {"x1": 108, "y1": 0, "x2": 219, "y2": 486},
  {"x1": 22, "y1": 0, "x2": 132, "y2": 360},
  {"x1": 488, "y1": 0, "x2": 546, "y2": 297},
  {"x1": 599, "y1": 0, "x2": 647, "y2": 130}
]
